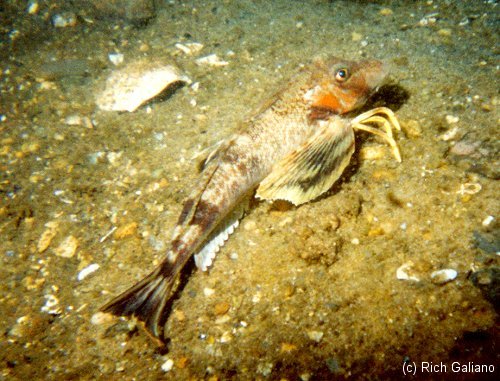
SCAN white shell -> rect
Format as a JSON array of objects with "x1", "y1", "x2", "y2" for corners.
[
  {"x1": 95, "y1": 59, "x2": 190, "y2": 112},
  {"x1": 430, "y1": 269, "x2": 458, "y2": 285},
  {"x1": 396, "y1": 262, "x2": 420, "y2": 282},
  {"x1": 175, "y1": 42, "x2": 204, "y2": 55},
  {"x1": 195, "y1": 54, "x2": 229, "y2": 67},
  {"x1": 77, "y1": 263, "x2": 100, "y2": 281}
]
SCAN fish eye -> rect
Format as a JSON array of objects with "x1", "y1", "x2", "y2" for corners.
[{"x1": 335, "y1": 68, "x2": 349, "y2": 82}]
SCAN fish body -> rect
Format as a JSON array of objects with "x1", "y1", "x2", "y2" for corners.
[{"x1": 101, "y1": 57, "x2": 391, "y2": 341}]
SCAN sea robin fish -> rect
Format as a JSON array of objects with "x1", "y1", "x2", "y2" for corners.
[{"x1": 101, "y1": 56, "x2": 402, "y2": 342}]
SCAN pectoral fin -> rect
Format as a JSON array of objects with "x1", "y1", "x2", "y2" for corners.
[{"x1": 256, "y1": 118, "x2": 355, "y2": 206}]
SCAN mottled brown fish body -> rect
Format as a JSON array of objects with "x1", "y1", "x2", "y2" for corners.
[{"x1": 101, "y1": 57, "x2": 389, "y2": 341}]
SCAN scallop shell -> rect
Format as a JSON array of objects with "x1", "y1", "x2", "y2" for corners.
[{"x1": 95, "y1": 59, "x2": 190, "y2": 112}]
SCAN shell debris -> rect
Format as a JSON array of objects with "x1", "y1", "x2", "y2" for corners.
[
  {"x1": 195, "y1": 54, "x2": 229, "y2": 67},
  {"x1": 95, "y1": 59, "x2": 191, "y2": 112},
  {"x1": 430, "y1": 269, "x2": 457, "y2": 285},
  {"x1": 175, "y1": 42, "x2": 204, "y2": 56}
]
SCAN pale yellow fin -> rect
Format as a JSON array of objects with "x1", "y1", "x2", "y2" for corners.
[{"x1": 256, "y1": 117, "x2": 355, "y2": 206}]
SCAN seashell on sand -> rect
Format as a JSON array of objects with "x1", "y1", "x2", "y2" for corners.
[{"x1": 95, "y1": 59, "x2": 191, "y2": 112}]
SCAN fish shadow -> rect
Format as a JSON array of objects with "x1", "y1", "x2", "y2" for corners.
[{"x1": 361, "y1": 83, "x2": 410, "y2": 113}]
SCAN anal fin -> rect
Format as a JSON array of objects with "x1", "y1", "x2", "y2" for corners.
[{"x1": 194, "y1": 197, "x2": 249, "y2": 271}]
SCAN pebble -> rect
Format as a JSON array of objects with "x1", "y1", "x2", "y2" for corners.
[
  {"x1": 114, "y1": 222, "x2": 138, "y2": 239},
  {"x1": 351, "y1": 32, "x2": 362, "y2": 42},
  {"x1": 450, "y1": 140, "x2": 480, "y2": 156},
  {"x1": 37, "y1": 221, "x2": 59, "y2": 253},
  {"x1": 280, "y1": 342, "x2": 298, "y2": 353},
  {"x1": 161, "y1": 358, "x2": 174, "y2": 372},
  {"x1": 204, "y1": 287, "x2": 215, "y2": 297},
  {"x1": 307, "y1": 330, "x2": 324, "y2": 343},
  {"x1": 430, "y1": 269, "x2": 457, "y2": 285},
  {"x1": 359, "y1": 146, "x2": 386, "y2": 160},
  {"x1": 52, "y1": 12, "x2": 77, "y2": 28},
  {"x1": 379, "y1": 8, "x2": 393, "y2": 16},
  {"x1": 27, "y1": 2, "x2": 39, "y2": 14},
  {"x1": 219, "y1": 331, "x2": 232, "y2": 343},
  {"x1": 214, "y1": 302, "x2": 230, "y2": 315},
  {"x1": 401, "y1": 119, "x2": 422, "y2": 138},
  {"x1": 108, "y1": 53, "x2": 124, "y2": 66},
  {"x1": 445, "y1": 114, "x2": 459, "y2": 124},
  {"x1": 77, "y1": 263, "x2": 100, "y2": 281},
  {"x1": 482, "y1": 215, "x2": 494, "y2": 227},
  {"x1": 437, "y1": 28, "x2": 452, "y2": 37},
  {"x1": 90, "y1": 311, "x2": 114, "y2": 325},
  {"x1": 54, "y1": 235, "x2": 78, "y2": 258}
]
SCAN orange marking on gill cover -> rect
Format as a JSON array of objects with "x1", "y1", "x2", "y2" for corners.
[{"x1": 312, "y1": 92, "x2": 341, "y2": 112}]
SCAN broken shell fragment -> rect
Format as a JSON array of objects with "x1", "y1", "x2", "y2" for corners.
[
  {"x1": 195, "y1": 54, "x2": 229, "y2": 67},
  {"x1": 175, "y1": 42, "x2": 204, "y2": 56},
  {"x1": 396, "y1": 262, "x2": 420, "y2": 282},
  {"x1": 95, "y1": 59, "x2": 191, "y2": 112}
]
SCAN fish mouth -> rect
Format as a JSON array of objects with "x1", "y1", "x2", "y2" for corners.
[{"x1": 363, "y1": 59, "x2": 390, "y2": 92}]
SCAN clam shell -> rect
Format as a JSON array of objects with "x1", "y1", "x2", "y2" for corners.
[{"x1": 95, "y1": 59, "x2": 190, "y2": 112}]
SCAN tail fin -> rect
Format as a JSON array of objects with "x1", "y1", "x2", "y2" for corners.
[{"x1": 100, "y1": 260, "x2": 177, "y2": 341}]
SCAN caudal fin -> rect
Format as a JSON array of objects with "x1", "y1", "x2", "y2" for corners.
[{"x1": 100, "y1": 261, "x2": 177, "y2": 341}]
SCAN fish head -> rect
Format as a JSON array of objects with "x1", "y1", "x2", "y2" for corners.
[{"x1": 307, "y1": 57, "x2": 388, "y2": 115}]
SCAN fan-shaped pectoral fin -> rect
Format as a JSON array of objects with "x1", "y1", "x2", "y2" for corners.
[{"x1": 256, "y1": 117, "x2": 355, "y2": 206}]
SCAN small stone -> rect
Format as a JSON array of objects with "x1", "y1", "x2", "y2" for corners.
[
  {"x1": 280, "y1": 342, "x2": 298, "y2": 353},
  {"x1": 27, "y1": 2, "x2": 39, "y2": 14},
  {"x1": 359, "y1": 146, "x2": 386, "y2": 160},
  {"x1": 37, "y1": 222, "x2": 59, "y2": 253},
  {"x1": 401, "y1": 119, "x2": 422, "y2": 138},
  {"x1": 54, "y1": 235, "x2": 78, "y2": 258},
  {"x1": 283, "y1": 283, "x2": 295, "y2": 297},
  {"x1": 379, "y1": 8, "x2": 393, "y2": 16},
  {"x1": 52, "y1": 12, "x2": 77, "y2": 28},
  {"x1": 445, "y1": 114, "x2": 459, "y2": 124},
  {"x1": 431, "y1": 269, "x2": 457, "y2": 285},
  {"x1": 22, "y1": 275, "x2": 45, "y2": 290},
  {"x1": 482, "y1": 216, "x2": 494, "y2": 227},
  {"x1": 351, "y1": 32, "x2": 362, "y2": 42},
  {"x1": 173, "y1": 309, "x2": 185, "y2": 321},
  {"x1": 113, "y1": 222, "x2": 138, "y2": 239},
  {"x1": 437, "y1": 28, "x2": 452, "y2": 37},
  {"x1": 244, "y1": 220, "x2": 257, "y2": 231},
  {"x1": 161, "y1": 358, "x2": 174, "y2": 372},
  {"x1": 450, "y1": 141, "x2": 480, "y2": 156},
  {"x1": 108, "y1": 53, "x2": 124, "y2": 66},
  {"x1": 215, "y1": 315, "x2": 231, "y2": 325},
  {"x1": 307, "y1": 330, "x2": 324, "y2": 343},
  {"x1": 220, "y1": 331, "x2": 232, "y2": 343},
  {"x1": 214, "y1": 302, "x2": 230, "y2": 315},
  {"x1": 90, "y1": 312, "x2": 114, "y2": 325},
  {"x1": 203, "y1": 287, "x2": 215, "y2": 297},
  {"x1": 177, "y1": 357, "x2": 189, "y2": 369}
]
